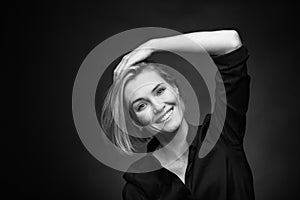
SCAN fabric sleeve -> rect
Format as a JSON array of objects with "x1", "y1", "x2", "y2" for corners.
[
  {"x1": 122, "y1": 183, "x2": 149, "y2": 200},
  {"x1": 211, "y1": 45, "x2": 251, "y2": 146}
]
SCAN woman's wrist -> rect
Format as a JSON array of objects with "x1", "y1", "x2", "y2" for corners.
[{"x1": 140, "y1": 39, "x2": 159, "y2": 53}]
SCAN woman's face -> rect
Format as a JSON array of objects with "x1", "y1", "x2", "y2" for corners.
[{"x1": 124, "y1": 69, "x2": 184, "y2": 134}]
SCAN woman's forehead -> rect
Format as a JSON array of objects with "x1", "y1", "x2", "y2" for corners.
[{"x1": 124, "y1": 71, "x2": 167, "y2": 102}]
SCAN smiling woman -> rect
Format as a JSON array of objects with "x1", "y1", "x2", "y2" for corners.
[
  {"x1": 124, "y1": 65, "x2": 184, "y2": 133},
  {"x1": 101, "y1": 62, "x2": 185, "y2": 154},
  {"x1": 100, "y1": 30, "x2": 255, "y2": 200}
]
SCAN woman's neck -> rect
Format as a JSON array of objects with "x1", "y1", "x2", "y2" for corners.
[{"x1": 154, "y1": 119, "x2": 189, "y2": 164}]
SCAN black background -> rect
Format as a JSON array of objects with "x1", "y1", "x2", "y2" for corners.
[{"x1": 18, "y1": 0, "x2": 300, "y2": 199}]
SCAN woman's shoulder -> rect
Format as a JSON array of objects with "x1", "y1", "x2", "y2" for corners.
[{"x1": 187, "y1": 113, "x2": 211, "y2": 145}]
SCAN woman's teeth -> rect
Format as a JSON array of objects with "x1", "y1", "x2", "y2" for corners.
[{"x1": 159, "y1": 108, "x2": 173, "y2": 123}]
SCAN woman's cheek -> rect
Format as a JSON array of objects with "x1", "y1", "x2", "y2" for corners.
[
  {"x1": 136, "y1": 112, "x2": 152, "y2": 126},
  {"x1": 166, "y1": 90, "x2": 178, "y2": 102}
]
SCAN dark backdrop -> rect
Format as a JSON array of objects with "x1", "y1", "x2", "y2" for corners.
[{"x1": 18, "y1": 0, "x2": 300, "y2": 200}]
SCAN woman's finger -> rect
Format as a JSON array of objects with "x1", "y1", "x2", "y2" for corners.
[
  {"x1": 114, "y1": 54, "x2": 128, "y2": 74},
  {"x1": 113, "y1": 46, "x2": 153, "y2": 81},
  {"x1": 114, "y1": 53, "x2": 132, "y2": 81},
  {"x1": 114, "y1": 50, "x2": 138, "y2": 80}
]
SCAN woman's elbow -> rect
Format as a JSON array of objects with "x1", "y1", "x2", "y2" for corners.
[
  {"x1": 227, "y1": 30, "x2": 242, "y2": 52},
  {"x1": 211, "y1": 30, "x2": 243, "y2": 55}
]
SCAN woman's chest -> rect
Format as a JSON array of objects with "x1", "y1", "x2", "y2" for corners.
[{"x1": 162, "y1": 156, "x2": 189, "y2": 184}]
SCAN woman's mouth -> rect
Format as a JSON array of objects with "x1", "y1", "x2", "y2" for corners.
[{"x1": 156, "y1": 107, "x2": 174, "y2": 124}]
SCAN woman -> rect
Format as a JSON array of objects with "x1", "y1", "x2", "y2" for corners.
[{"x1": 100, "y1": 30, "x2": 255, "y2": 200}]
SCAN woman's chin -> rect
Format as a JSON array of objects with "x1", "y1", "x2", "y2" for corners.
[
  {"x1": 151, "y1": 120, "x2": 180, "y2": 133},
  {"x1": 163, "y1": 123, "x2": 181, "y2": 133}
]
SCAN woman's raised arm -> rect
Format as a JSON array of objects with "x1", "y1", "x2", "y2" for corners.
[
  {"x1": 148, "y1": 30, "x2": 242, "y2": 56},
  {"x1": 114, "y1": 30, "x2": 242, "y2": 81}
]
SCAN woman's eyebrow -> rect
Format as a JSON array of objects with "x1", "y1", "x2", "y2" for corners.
[
  {"x1": 131, "y1": 83, "x2": 163, "y2": 105},
  {"x1": 131, "y1": 97, "x2": 144, "y2": 105},
  {"x1": 151, "y1": 83, "x2": 162, "y2": 93}
]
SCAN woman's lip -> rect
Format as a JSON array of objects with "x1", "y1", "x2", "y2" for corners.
[{"x1": 155, "y1": 107, "x2": 174, "y2": 123}]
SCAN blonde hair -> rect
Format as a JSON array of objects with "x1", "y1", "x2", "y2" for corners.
[{"x1": 100, "y1": 62, "x2": 179, "y2": 154}]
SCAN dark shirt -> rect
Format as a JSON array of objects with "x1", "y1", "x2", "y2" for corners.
[{"x1": 122, "y1": 46, "x2": 255, "y2": 200}]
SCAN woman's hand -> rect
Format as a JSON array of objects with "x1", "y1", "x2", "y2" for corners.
[{"x1": 113, "y1": 41, "x2": 155, "y2": 81}]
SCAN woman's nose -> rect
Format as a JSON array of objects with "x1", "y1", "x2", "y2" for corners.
[{"x1": 152, "y1": 99, "x2": 165, "y2": 114}]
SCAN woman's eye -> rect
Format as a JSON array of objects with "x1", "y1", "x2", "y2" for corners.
[
  {"x1": 136, "y1": 103, "x2": 147, "y2": 112},
  {"x1": 156, "y1": 87, "x2": 166, "y2": 95}
]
